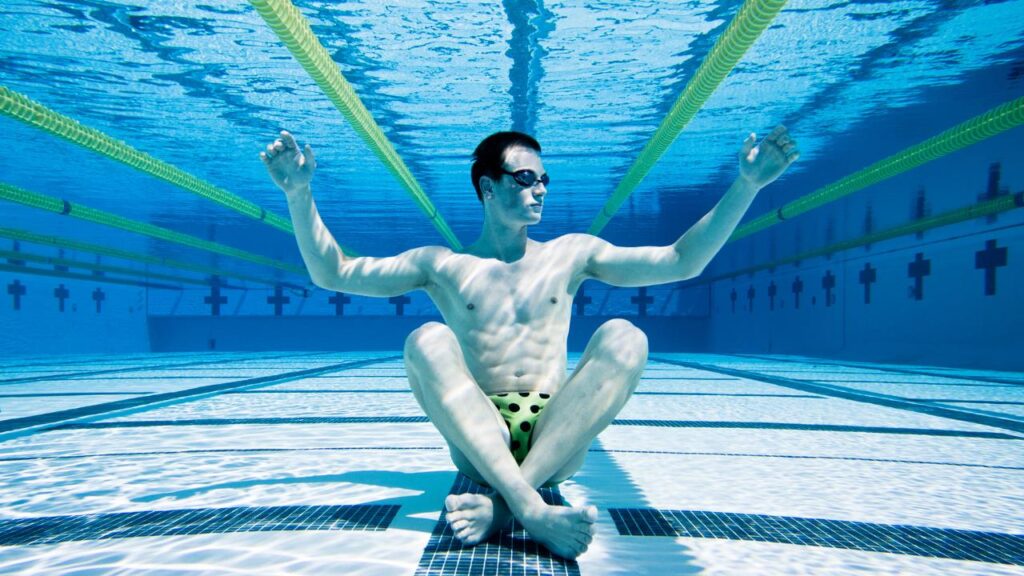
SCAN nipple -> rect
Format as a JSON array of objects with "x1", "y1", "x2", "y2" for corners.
[{"x1": 550, "y1": 297, "x2": 558, "y2": 304}]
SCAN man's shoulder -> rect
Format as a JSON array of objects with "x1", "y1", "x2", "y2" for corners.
[
  {"x1": 402, "y1": 245, "x2": 453, "y2": 262},
  {"x1": 546, "y1": 232, "x2": 608, "y2": 252}
]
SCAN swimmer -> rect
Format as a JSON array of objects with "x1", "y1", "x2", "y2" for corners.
[{"x1": 261, "y1": 127, "x2": 798, "y2": 558}]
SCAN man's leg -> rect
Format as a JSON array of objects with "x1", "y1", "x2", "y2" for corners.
[
  {"x1": 522, "y1": 318, "x2": 648, "y2": 485},
  {"x1": 441, "y1": 319, "x2": 647, "y2": 543},
  {"x1": 404, "y1": 322, "x2": 597, "y2": 558}
]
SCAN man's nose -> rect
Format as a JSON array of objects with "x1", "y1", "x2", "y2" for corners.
[{"x1": 533, "y1": 184, "x2": 546, "y2": 198}]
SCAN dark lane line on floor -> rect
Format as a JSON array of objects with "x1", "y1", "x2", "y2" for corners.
[
  {"x1": 0, "y1": 351, "x2": 330, "y2": 385},
  {"x1": 52, "y1": 418, "x2": 1018, "y2": 439},
  {"x1": 0, "y1": 392, "x2": 155, "y2": 397},
  {"x1": 0, "y1": 356, "x2": 400, "y2": 442},
  {"x1": 736, "y1": 353, "x2": 1024, "y2": 386},
  {"x1": 0, "y1": 504, "x2": 399, "y2": 546},
  {"x1": 650, "y1": 357, "x2": 1024, "y2": 435},
  {"x1": 610, "y1": 508, "x2": 1024, "y2": 566},
  {"x1": 415, "y1": 473, "x2": 580, "y2": 575},
  {"x1": 3, "y1": 446, "x2": 1019, "y2": 472}
]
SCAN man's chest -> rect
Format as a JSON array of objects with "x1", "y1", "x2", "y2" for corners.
[{"x1": 429, "y1": 253, "x2": 583, "y2": 321}]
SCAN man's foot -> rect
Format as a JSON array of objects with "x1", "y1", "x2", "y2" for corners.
[
  {"x1": 518, "y1": 502, "x2": 597, "y2": 559},
  {"x1": 445, "y1": 492, "x2": 512, "y2": 545}
]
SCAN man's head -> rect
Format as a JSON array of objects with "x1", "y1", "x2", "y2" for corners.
[{"x1": 471, "y1": 131, "x2": 548, "y2": 225}]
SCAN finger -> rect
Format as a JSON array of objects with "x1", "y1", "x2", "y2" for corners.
[
  {"x1": 265, "y1": 143, "x2": 276, "y2": 156},
  {"x1": 781, "y1": 142, "x2": 795, "y2": 154},
  {"x1": 281, "y1": 131, "x2": 298, "y2": 150},
  {"x1": 259, "y1": 151, "x2": 269, "y2": 163},
  {"x1": 787, "y1": 151, "x2": 800, "y2": 163},
  {"x1": 741, "y1": 132, "x2": 756, "y2": 156},
  {"x1": 304, "y1": 144, "x2": 316, "y2": 169},
  {"x1": 272, "y1": 140, "x2": 285, "y2": 153},
  {"x1": 768, "y1": 125, "x2": 787, "y2": 141}
]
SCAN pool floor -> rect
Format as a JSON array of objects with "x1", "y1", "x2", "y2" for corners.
[{"x1": 0, "y1": 351, "x2": 1021, "y2": 574}]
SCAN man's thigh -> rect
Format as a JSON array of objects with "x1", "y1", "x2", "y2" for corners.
[{"x1": 444, "y1": 399, "x2": 512, "y2": 486}]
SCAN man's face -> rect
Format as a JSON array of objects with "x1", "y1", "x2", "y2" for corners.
[{"x1": 486, "y1": 145, "x2": 548, "y2": 226}]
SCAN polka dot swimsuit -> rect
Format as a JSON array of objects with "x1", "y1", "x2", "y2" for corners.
[{"x1": 488, "y1": 391, "x2": 551, "y2": 465}]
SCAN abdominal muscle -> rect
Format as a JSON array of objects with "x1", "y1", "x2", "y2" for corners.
[{"x1": 458, "y1": 322, "x2": 570, "y2": 395}]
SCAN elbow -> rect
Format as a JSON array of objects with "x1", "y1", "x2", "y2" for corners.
[
  {"x1": 309, "y1": 272, "x2": 337, "y2": 292},
  {"x1": 680, "y1": 265, "x2": 705, "y2": 282}
]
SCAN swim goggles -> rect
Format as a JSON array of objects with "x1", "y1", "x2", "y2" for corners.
[{"x1": 501, "y1": 168, "x2": 550, "y2": 189}]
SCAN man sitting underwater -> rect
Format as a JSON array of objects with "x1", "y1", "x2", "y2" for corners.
[{"x1": 261, "y1": 126, "x2": 798, "y2": 558}]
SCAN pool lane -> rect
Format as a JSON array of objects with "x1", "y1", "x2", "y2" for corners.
[
  {"x1": 0, "y1": 355, "x2": 399, "y2": 441},
  {"x1": 649, "y1": 356, "x2": 1024, "y2": 434}
]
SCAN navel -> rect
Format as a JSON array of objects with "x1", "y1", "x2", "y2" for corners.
[{"x1": 467, "y1": 303, "x2": 475, "y2": 310}]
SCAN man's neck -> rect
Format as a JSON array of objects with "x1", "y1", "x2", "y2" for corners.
[{"x1": 473, "y1": 219, "x2": 530, "y2": 262}]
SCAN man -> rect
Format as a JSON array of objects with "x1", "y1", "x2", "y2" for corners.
[{"x1": 261, "y1": 127, "x2": 798, "y2": 558}]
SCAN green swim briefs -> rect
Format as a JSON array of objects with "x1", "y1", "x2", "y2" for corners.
[{"x1": 488, "y1": 391, "x2": 551, "y2": 465}]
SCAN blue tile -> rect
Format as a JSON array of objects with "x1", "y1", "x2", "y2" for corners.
[
  {"x1": 0, "y1": 504, "x2": 399, "y2": 546},
  {"x1": 609, "y1": 508, "x2": 1024, "y2": 565}
]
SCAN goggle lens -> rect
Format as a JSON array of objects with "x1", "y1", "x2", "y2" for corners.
[{"x1": 505, "y1": 169, "x2": 550, "y2": 188}]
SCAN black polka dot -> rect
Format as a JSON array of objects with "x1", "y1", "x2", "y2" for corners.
[
  {"x1": 530, "y1": 405, "x2": 540, "y2": 413},
  {"x1": 497, "y1": 393, "x2": 508, "y2": 397},
  {"x1": 509, "y1": 403, "x2": 520, "y2": 412},
  {"x1": 520, "y1": 421, "x2": 531, "y2": 432},
  {"x1": 539, "y1": 393, "x2": 550, "y2": 399},
  {"x1": 519, "y1": 392, "x2": 530, "y2": 397},
  {"x1": 510, "y1": 440, "x2": 521, "y2": 451}
]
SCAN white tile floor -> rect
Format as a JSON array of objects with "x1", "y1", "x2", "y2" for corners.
[{"x1": 0, "y1": 351, "x2": 1021, "y2": 575}]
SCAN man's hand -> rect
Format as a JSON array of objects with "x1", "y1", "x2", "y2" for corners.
[
  {"x1": 260, "y1": 130, "x2": 316, "y2": 197},
  {"x1": 738, "y1": 125, "x2": 799, "y2": 190}
]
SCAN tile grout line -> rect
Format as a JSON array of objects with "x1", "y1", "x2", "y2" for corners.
[
  {"x1": 0, "y1": 355, "x2": 401, "y2": 443},
  {"x1": 649, "y1": 356, "x2": 1024, "y2": 435}
]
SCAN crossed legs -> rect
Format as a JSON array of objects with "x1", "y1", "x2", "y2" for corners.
[{"x1": 404, "y1": 318, "x2": 648, "y2": 558}]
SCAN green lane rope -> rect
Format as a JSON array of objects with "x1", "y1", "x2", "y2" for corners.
[
  {"x1": 703, "y1": 191, "x2": 1024, "y2": 283},
  {"x1": 0, "y1": 86, "x2": 294, "y2": 234},
  {"x1": 0, "y1": 249, "x2": 223, "y2": 287},
  {"x1": 0, "y1": 227, "x2": 305, "y2": 288},
  {"x1": 588, "y1": 0, "x2": 788, "y2": 235},
  {"x1": 731, "y1": 96, "x2": 1024, "y2": 242},
  {"x1": 0, "y1": 182, "x2": 306, "y2": 275},
  {"x1": 0, "y1": 262, "x2": 181, "y2": 291},
  {"x1": 249, "y1": 0, "x2": 462, "y2": 250}
]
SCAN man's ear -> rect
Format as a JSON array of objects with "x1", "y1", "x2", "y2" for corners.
[{"x1": 479, "y1": 175, "x2": 495, "y2": 199}]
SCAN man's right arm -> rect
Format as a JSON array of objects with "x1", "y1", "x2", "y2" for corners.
[
  {"x1": 265, "y1": 131, "x2": 432, "y2": 297},
  {"x1": 284, "y1": 185, "x2": 432, "y2": 296}
]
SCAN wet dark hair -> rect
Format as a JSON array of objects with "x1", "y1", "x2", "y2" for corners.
[{"x1": 471, "y1": 131, "x2": 541, "y2": 203}]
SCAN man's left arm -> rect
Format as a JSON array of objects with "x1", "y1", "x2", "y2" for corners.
[{"x1": 584, "y1": 125, "x2": 799, "y2": 287}]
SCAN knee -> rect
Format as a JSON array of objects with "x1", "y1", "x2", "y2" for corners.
[
  {"x1": 403, "y1": 321, "x2": 456, "y2": 365},
  {"x1": 595, "y1": 318, "x2": 648, "y2": 372}
]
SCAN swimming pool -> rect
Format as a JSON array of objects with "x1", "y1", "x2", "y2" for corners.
[
  {"x1": 1, "y1": 352, "x2": 1022, "y2": 574},
  {"x1": 1, "y1": 0, "x2": 1023, "y2": 573}
]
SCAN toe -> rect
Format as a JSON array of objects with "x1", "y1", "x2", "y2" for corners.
[
  {"x1": 581, "y1": 506, "x2": 598, "y2": 523},
  {"x1": 445, "y1": 494, "x2": 460, "y2": 512},
  {"x1": 446, "y1": 510, "x2": 467, "y2": 523}
]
